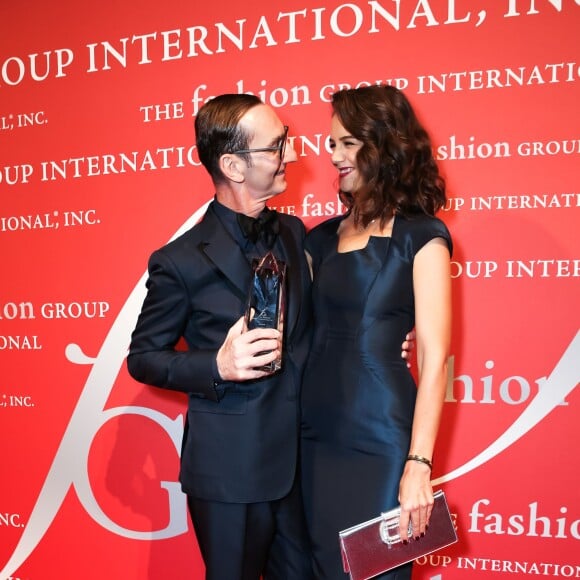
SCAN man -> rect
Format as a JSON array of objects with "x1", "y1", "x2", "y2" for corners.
[
  {"x1": 127, "y1": 94, "x2": 313, "y2": 579},
  {"x1": 128, "y1": 94, "x2": 414, "y2": 579}
]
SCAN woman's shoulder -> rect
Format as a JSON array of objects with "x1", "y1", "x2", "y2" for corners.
[
  {"x1": 305, "y1": 214, "x2": 344, "y2": 256},
  {"x1": 396, "y1": 212, "x2": 449, "y2": 233},
  {"x1": 396, "y1": 213, "x2": 453, "y2": 256}
]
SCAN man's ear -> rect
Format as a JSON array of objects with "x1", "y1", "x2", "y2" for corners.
[{"x1": 220, "y1": 153, "x2": 245, "y2": 183}]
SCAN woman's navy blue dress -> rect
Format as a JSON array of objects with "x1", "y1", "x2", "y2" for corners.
[{"x1": 301, "y1": 213, "x2": 452, "y2": 579}]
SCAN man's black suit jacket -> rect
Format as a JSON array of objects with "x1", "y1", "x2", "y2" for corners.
[{"x1": 127, "y1": 202, "x2": 312, "y2": 503}]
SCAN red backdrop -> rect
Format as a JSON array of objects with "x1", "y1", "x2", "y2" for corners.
[{"x1": 1, "y1": 1, "x2": 579, "y2": 578}]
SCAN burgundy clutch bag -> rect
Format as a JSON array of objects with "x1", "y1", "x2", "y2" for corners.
[{"x1": 339, "y1": 490, "x2": 457, "y2": 580}]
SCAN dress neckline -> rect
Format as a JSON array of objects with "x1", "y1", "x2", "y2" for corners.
[{"x1": 335, "y1": 214, "x2": 397, "y2": 255}]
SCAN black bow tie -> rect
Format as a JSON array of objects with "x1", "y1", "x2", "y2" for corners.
[{"x1": 237, "y1": 210, "x2": 280, "y2": 248}]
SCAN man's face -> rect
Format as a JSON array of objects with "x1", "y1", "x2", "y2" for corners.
[{"x1": 237, "y1": 104, "x2": 297, "y2": 202}]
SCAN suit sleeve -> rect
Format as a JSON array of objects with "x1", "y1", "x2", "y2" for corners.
[{"x1": 127, "y1": 248, "x2": 220, "y2": 401}]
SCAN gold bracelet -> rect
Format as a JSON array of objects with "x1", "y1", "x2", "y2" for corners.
[{"x1": 406, "y1": 454, "x2": 433, "y2": 470}]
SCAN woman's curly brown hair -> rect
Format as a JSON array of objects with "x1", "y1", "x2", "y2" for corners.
[{"x1": 331, "y1": 85, "x2": 446, "y2": 228}]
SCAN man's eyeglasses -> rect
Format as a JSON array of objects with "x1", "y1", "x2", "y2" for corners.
[{"x1": 233, "y1": 126, "x2": 289, "y2": 161}]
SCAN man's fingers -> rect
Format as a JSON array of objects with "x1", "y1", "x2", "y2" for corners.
[
  {"x1": 246, "y1": 337, "x2": 279, "y2": 355},
  {"x1": 227, "y1": 315, "x2": 247, "y2": 336},
  {"x1": 218, "y1": 319, "x2": 281, "y2": 381},
  {"x1": 243, "y1": 327, "x2": 280, "y2": 342}
]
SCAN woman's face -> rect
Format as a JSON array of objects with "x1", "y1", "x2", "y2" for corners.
[{"x1": 329, "y1": 114, "x2": 363, "y2": 194}]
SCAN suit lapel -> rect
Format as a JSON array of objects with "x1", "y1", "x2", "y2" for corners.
[
  {"x1": 278, "y1": 222, "x2": 302, "y2": 340},
  {"x1": 198, "y1": 205, "x2": 305, "y2": 338},
  {"x1": 199, "y1": 206, "x2": 252, "y2": 302}
]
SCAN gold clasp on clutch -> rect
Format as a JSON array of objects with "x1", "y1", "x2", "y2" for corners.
[{"x1": 379, "y1": 513, "x2": 412, "y2": 547}]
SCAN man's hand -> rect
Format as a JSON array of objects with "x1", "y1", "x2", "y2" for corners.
[
  {"x1": 401, "y1": 329, "x2": 416, "y2": 368},
  {"x1": 216, "y1": 316, "x2": 281, "y2": 381}
]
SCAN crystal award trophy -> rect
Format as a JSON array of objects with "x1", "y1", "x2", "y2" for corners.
[{"x1": 245, "y1": 252, "x2": 286, "y2": 373}]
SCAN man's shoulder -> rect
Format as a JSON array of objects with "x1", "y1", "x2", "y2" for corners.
[
  {"x1": 158, "y1": 223, "x2": 203, "y2": 252},
  {"x1": 276, "y1": 211, "x2": 302, "y2": 224},
  {"x1": 276, "y1": 211, "x2": 306, "y2": 235},
  {"x1": 148, "y1": 213, "x2": 215, "y2": 264}
]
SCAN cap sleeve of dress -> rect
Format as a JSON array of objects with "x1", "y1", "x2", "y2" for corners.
[{"x1": 400, "y1": 214, "x2": 453, "y2": 259}]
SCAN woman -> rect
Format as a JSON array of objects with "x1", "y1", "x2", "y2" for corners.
[{"x1": 301, "y1": 85, "x2": 452, "y2": 579}]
